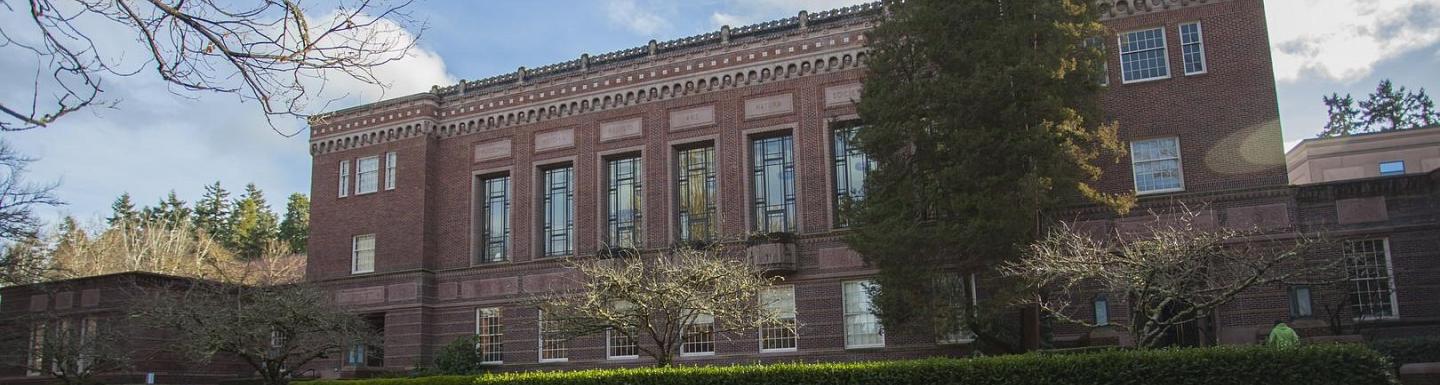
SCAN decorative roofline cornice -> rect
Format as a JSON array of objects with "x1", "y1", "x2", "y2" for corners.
[
  {"x1": 311, "y1": 2, "x2": 886, "y2": 125},
  {"x1": 1095, "y1": 0, "x2": 1230, "y2": 21},
  {"x1": 310, "y1": 44, "x2": 872, "y2": 155}
]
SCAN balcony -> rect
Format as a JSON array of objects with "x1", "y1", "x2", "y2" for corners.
[{"x1": 747, "y1": 242, "x2": 797, "y2": 276}]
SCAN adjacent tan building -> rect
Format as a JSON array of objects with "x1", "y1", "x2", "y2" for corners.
[{"x1": 1286, "y1": 125, "x2": 1440, "y2": 185}]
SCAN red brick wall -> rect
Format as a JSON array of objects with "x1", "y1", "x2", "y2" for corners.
[{"x1": 302, "y1": 0, "x2": 1320, "y2": 370}]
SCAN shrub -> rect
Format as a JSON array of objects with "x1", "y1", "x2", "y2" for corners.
[
  {"x1": 302, "y1": 345, "x2": 1394, "y2": 385},
  {"x1": 427, "y1": 335, "x2": 492, "y2": 375},
  {"x1": 1370, "y1": 336, "x2": 1440, "y2": 368}
]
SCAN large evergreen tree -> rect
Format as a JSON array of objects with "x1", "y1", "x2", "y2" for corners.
[
  {"x1": 229, "y1": 183, "x2": 279, "y2": 259},
  {"x1": 1321, "y1": 79, "x2": 1440, "y2": 137},
  {"x1": 277, "y1": 193, "x2": 310, "y2": 255},
  {"x1": 193, "y1": 182, "x2": 232, "y2": 245},
  {"x1": 107, "y1": 193, "x2": 139, "y2": 227},
  {"x1": 845, "y1": 0, "x2": 1131, "y2": 348}
]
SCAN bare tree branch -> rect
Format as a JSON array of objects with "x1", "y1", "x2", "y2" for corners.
[
  {"x1": 1003, "y1": 206, "x2": 1346, "y2": 348},
  {"x1": 1, "y1": 0, "x2": 423, "y2": 135}
]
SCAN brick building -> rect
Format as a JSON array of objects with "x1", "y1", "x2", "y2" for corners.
[
  {"x1": 302, "y1": 0, "x2": 1354, "y2": 373},
  {"x1": 0, "y1": 273, "x2": 254, "y2": 384}
]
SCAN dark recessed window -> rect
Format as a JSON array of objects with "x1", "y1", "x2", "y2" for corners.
[
  {"x1": 752, "y1": 135, "x2": 796, "y2": 233},
  {"x1": 476, "y1": 175, "x2": 509, "y2": 264},
  {"x1": 540, "y1": 166, "x2": 574, "y2": 257},
  {"x1": 606, "y1": 156, "x2": 643, "y2": 248},
  {"x1": 832, "y1": 122, "x2": 875, "y2": 227},
  {"x1": 676, "y1": 145, "x2": 716, "y2": 242},
  {"x1": 1289, "y1": 286, "x2": 1313, "y2": 319}
]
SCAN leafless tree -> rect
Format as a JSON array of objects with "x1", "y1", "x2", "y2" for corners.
[
  {"x1": 533, "y1": 244, "x2": 792, "y2": 367},
  {"x1": 0, "y1": 306, "x2": 134, "y2": 385},
  {"x1": 1002, "y1": 208, "x2": 1344, "y2": 348},
  {"x1": 131, "y1": 247, "x2": 366, "y2": 385},
  {"x1": 0, "y1": 0, "x2": 422, "y2": 135},
  {"x1": 0, "y1": 139, "x2": 62, "y2": 286},
  {"x1": 0, "y1": 140, "x2": 61, "y2": 240}
]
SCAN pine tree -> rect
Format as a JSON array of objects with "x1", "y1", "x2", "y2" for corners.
[
  {"x1": 844, "y1": 0, "x2": 1131, "y2": 348},
  {"x1": 107, "y1": 193, "x2": 139, "y2": 227},
  {"x1": 1319, "y1": 93, "x2": 1361, "y2": 137},
  {"x1": 1360, "y1": 80, "x2": 1410, "y2": 131},
  {"x1": 157, "y1": 190, "x2": 192, "y2": 227},
  {"x1": 193, "y1": 182, "x2": 232, "y2": 245},
  {"x1": 229, "y1": 183, "x2": 279, "y2": 259},
  {"x1": 277, "y1": 193, "x2": 310, "y2": 255},
  {"x1": 1323, "y1": 79, "x2": 1440, "y2": 137}
]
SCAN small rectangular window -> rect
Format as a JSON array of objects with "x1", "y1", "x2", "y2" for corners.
[
  {"x1": 475, "y1": 308, "x2": 503, "y2": 364},
  {"x1": 1179, "y1": 22, "x2": 1206, "y2": 75},
  {"x1": 1094, "y1": 294, "x2": 1111, "y2": 326},
  {"x1": 352, "y1": 234, "x2": 375, "y2": 274},
  {"x1": 538, "y1": 311, "x2": 567, "y2": 362},
  {"x1": 1289, "y1": 286, "x2": 1313, "y2": 319},
  {"x1": 680, "y1": 314, "x2": 715, "y2": 356},
  {"x1": 356, "y1": 156, "x2": 380, "y2": 194},
  {"x1": 760, "y1": 286, "x2": 798, "y2": 352},
  {"x1": 1119, "y1": 27, "x2": 1170, "y2": 83},
  {"x1": 1346, "y1": 239, "x2": 1399, "y2": 320},
  {"x1": 540, "y1": 166, "x2": 574, "y2": 258},
  {"x1": 843, "y1": 280, "x2": 884, "y2": 348},
  {"x1": 1379, "y1": 160, "x2": 1406, "y2": 176},
  {"x1": 338, "y1": 161, "x2": 351, "y2": 198},
  {"x1": 475, "y1": 175, "x2": 510, "y2": 264},
  {"x1": 1131, "y1": 137, "x2": 1185, "y2": 194},
  {"x1": 385, "y1": 152, "x2": 397, "y2": 190}
]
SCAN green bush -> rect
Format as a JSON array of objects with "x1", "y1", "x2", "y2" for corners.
[
  {"x1": 302, "y1": 345, "x2": 1394, "y2": 385},
  {"x1": 425, "y1": 335, "x2": 493, "y2": 375},
  {"x1": 1370, "y1": 336, "x2": 1440, "y2": 368}
]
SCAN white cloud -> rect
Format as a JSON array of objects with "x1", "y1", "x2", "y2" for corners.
[
  {"x1": 606, "y1": 0, "x2": 671, "y2": 36},
  {"x1": 1267, "y1": 0, "x2": 1440, "y2": 83},
  {"x1": 1, "y1": 7, "x2": 453, "y2": 225},
  {"x1": 708, "y1": 0, "x2": 871, "y2": 28}
]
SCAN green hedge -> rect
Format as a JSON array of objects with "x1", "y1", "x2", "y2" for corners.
[
  {"x1": 1370, "y1": 336, "x2": 1440, "y2": 368},
  {"x1": 304, "y1": 345, "x2": 1395, "y2": 385}
]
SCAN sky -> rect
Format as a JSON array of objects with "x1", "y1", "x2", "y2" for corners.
[{"x1": 3, "y1": 0, "x2": 1438, "y2": 228}]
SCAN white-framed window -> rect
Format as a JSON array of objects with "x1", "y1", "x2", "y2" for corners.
[
  {"x1": 1179, "y1": 22, "x2": 1206, "y2": 75},
  {"x1": 760, "y1": 286, "x2": 798, "y2": 352},
  {"x1": 475, "y1": 308, "x2": 503, "y2": 364},
  {"x1": 1119, "y1": 27, "x2": 1170, "y2": 83},
  {"x1": 351, "y1": 234, "x2": 375, "y2": 274},
  {"x1": 843, "y1": 280, "x2": 884, "y2": 348},
  {"x1": 606, "y1": 327, "x2": 638, "y2": 360},
  {"x1": 384, "y1": 151, "x2": 397, "y2": 190},
  {"x1": 680, "y1": 314, "x2": 715, "y2": 356},
  {"x1": 537, "y1": 311, "x2": 567, "y2": 362},
  {"x1": 356, "y1": 156, "x2": 380, "y2": 194},
  {"x1": 1345, "y1": 239, "x2": 1399, "y2": 320},
  {"x1": 338, "y1": 160, "x2": 351, "y2": 198},
  {"x1": 1131, "y1": 137, "x2": 1185, "y2": 194},
  {"x1": 936, "y1": 273, "x2": 978, "y2": 344}
]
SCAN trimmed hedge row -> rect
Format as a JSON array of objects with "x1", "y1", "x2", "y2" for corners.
[
  {"x1": 304, "y1": 345, "x2": 1395, "y2": 385},
  {"x1": 1370, "y1": 336, "x2": 1440, "y2": 368}
]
